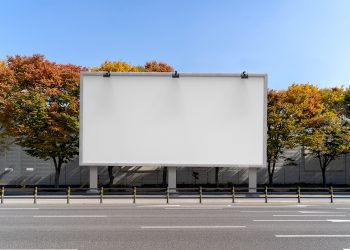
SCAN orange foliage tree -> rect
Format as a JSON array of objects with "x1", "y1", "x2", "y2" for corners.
[
  {"x1": 0, "y1": 55, "x2": 86, "y2": 187},
  {"x1": 284, "y1": 84, "x2": 350, "y2": 186},
  {"x1": 143, "y1": 61, "x2": 173, "y2": 72}
]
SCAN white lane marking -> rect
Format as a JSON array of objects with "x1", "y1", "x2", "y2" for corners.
[
  {"x1": 230, "y1": 205, "x2": 312, "y2": 208},
  {"x1": 328, "y1": 220, "x2": 350, "y2": 223},
  {"x1": 230, "y1": 206, "x2": 293, "y2": 208},
  {"x1": 273, "y1": 215, "x2": 346, "y2": 217},
  {"x1": 0, "y1": 208, "x2": 39, "y2": 210},
  {"x1": 137, "y1": 205, "x2": 180, "y2": 207},
  {"x1": 256, "y1": 219, "x2": 350, "y2": 222},
  {"x1": 0, "y1": 215, "x2": 34, "y2": 218},
  {"x1": 0, "y1": 249, "x2": 78, "y2": 250},
  {"x1": 141, "y1": 226, "x2": 246, "y2": 229},
  {"x1": 288, "y1": 205, "x2": 313, "y2": 207},
  {"x1": 171, "y1": 205, "x2": 230, "y2": 208},
  {"x1": 254, "y1": 220, "x2": 326, "y2": 222},
  {"x1": 276, "y1": 235, "x2": 350, "y2": 238},
  {"x1": 336, "y1": 208, "x2": 350, "y2": 210},
  {"x1": 164, "y1": 208, "x2": 223, "y2": 210},
  {"x1": 33, "y1": 215, "x2": 107, "y2": 218},
  {"x1": 298, "y1": 211, "x2": 344, "y2": 214},
  {"x1": 240, "y1": 211, "x2": 298, "y2": 213}
]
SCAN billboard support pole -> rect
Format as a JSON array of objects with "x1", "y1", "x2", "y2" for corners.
[
  {"x1": 248, "y1": 167, "x2": 257, "y2": 193},
  {"x1": 89, "y1": 166, "x2": 98, "y2": 190},
  {"x1": 167, "y1": 167, "x2": 177, "y2": 192}
]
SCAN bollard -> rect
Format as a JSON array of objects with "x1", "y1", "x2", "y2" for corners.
[
  {"x1": 232, "y1": 186, "x2": 235, "y2": 203},
  {"x1": 100, "y1": 187, "x2": 104, "y2": 204},
  {"x1": 34, "y1": 186, "x2": 38, "y2": 204},
  {"x1": 330, "y1": 186, "x2": 334, "y2": 203},
  {"x1": 166, "y1": 187, "x2": 170, "y2": 204},
  {"x1": 67, "y1": 187, "x2": 71, "y2": 204},
  {"x1": 199, "y1": 186, "x2": 202, "y2": 204},
  {"x1": 264, "y1": 186, "x2": 268, "y2": 203},
  {"x1": 133, "y1": 187, "x2": 136, "y2": 204},
  {"x1": 1, "y1": 187, "x2": 4, "y2": 204},
  {"x1": 297, "y1": 186, "x2": 301, "y2": 203}
]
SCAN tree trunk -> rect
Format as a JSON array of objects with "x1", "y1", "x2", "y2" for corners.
[
  {"x1": 321, "y1": 167, "x2": 327, "y2": 187},
  {"x1": 54, "y1": 167, "x2": 61, "y2": 188},
  {"x1": 268, "y1": 174, "x2": 273, "y2": 187},
  {"x1": 267, "y1": 161, "x2": 272, "y2": 186},
  {"x1": 317, "y1": 155, "x2": 328, "y2": 187},
  {"x1": 163, "y1": 167, "x2": 167, "y2": 187},
  {"x1": 215, "y1": 167, "x2": 219, "y2": 187},
  {"x1": 108, "y1": 166, "x2": 114, "y2": 188},
  {"x1": 52, "y1": 157, "x2": 63, "y2": 188},
  {"x1": 267, "y1": 161, "x2": 276, "y2": 187}
]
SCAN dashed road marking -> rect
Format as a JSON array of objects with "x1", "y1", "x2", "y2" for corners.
[
  {"x1": 33, "y1": 215, "x2": 107, "y2": 218},
  {"x1": 141, "y1": 225, "x2": 246, "y2": 229},
  {"x1": 276, "y1": 235, "x2": 350, "y2": 238}
]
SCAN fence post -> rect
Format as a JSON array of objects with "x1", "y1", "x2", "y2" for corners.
[
  {"x1": 34, "y1": 186, "x2": 37, "y2": 204},
  {"x1": 297, "y1": 186, "x2": 301, "y2": 203},
  {"x1": 100, "y1": 187, "x2": 104, "y2": 204},
  {"x1": 265, "y1": 186, "x2": 268, "y2": 203},
  {"x1": 133, "y1": 187, "x2": 136, "y2": 204},
  {"x1": 166, "y1": 187, "x2": 169, "y2": 204},
  {"x1": 1, "y1": 187, "x2": 4, "y2": 204},
  {"x1": 232, "y1": 186, "x2": 235, "y2": 203},
  {"x1": 67, "y1": 187, "x2": 71, "y2": 204},
  {"x1": 330, "y1": 186, "x2": 334, "y2": 203},
  {"x1": 199, "y1": 186, "x2": 202, "y2": 204}
]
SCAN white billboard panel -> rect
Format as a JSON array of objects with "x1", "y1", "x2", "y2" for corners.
[{"x1": 80, "y1": 72, "x2": 267, "y2": 167}]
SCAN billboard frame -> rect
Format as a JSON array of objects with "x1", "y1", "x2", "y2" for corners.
[{"x1": 79, "y1": 72, "x2": 268, "y2": 168}]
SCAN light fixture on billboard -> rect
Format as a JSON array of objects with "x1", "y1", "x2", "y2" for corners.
[
  {"x1": 241, "y1": 71, "x2": 248, "y2": 79},
  {"x1": 103, "y1": 71, "x2": 111, "y2": 77},
  {"x1": 172, "y1": 70, "x2": 179, "y2": 78}
]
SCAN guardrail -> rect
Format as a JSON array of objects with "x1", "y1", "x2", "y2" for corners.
[{"x1": 0, "y1": 186, "x2": 349, "y2": 204}]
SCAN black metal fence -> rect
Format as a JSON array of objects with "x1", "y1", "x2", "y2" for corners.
[{"x1": 1, "y1": 186, "x2": 350, "y2": 204}]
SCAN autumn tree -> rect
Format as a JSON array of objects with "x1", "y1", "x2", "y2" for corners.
[
  {"x1": 91, "y1": 60, "x2": 140, "y2": 72},
  {"x1": 283, "y1": 84, "x2": 350, "y2": 186},
  {"x1": 0, "y1": 55, "x2": 86, "y2": 187},
  {"x1": 344, "y1": 87, "x2": 350, "y2": 118},
  {"x1": 284, "y1": 84, "x2": 324, "y2": 143},
  {"x1": 266, "y1": 84, "x2": 324, "y2": 186},
  {"x1": 266, "y1": 89, "x2": 296, "y2": 186},
  {"x1": 303, "y1": 87, "x2": 350, "y2": 186},
  {"x1": 143, "y1": 61, "x2": 173, "y2": 72},
  {"x1": 92, "y1": 60, "x2": 173, "y2": 73},
  {"x1": 0, "y1": 61, "x2": 13, "y2": 157}
]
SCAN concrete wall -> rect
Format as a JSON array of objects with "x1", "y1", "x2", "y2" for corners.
[{"x1": 0, "y1": 145, "x2": 349, "y2": 186}]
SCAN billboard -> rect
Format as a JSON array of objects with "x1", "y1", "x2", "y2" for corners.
[{"x1": 80, "y1": 72, "x2": 267, "y2": 167}]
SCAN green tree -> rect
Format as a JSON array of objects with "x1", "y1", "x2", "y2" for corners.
[{"x1": 0, "y1": 55, "x2": 85, "y2": 187}]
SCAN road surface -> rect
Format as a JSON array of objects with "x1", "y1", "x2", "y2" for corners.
[{"x1": 0, "y1": 203, "x2": 350, "y2": 249}]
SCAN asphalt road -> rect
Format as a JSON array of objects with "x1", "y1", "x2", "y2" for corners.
[{"x1": 1, "y1": 203, "x2": 350, "y2": 250}]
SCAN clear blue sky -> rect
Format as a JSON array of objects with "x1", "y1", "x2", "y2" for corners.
[{"x1": 1, "y1": 0, "x2": 350, "y2": 89}]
